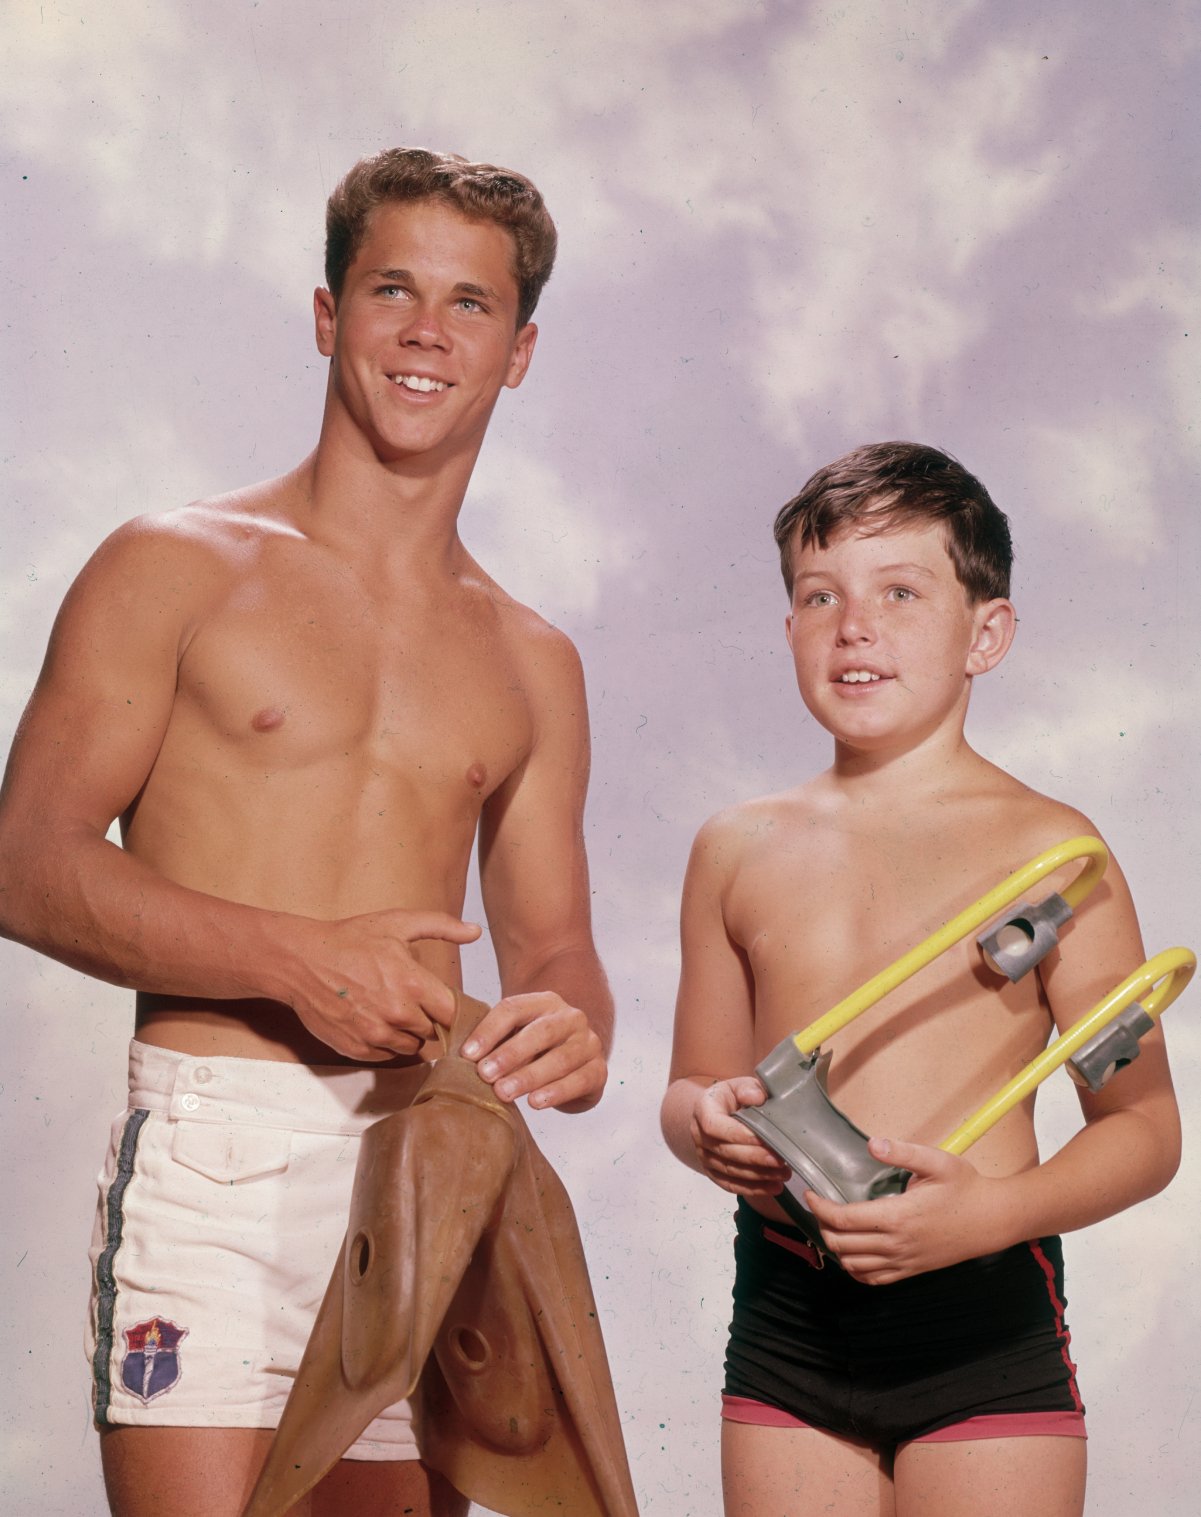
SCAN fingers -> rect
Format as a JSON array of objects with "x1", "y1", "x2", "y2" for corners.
[
  {"x1": 460, "y1": 993, "x2": 606, "y2": 1110},
  {"x1": 408, "y1": 966, "x2": 457, "y2": 1028},
  {"x1": 399, "y1": 910, "x2": 483, "y2": 947},
  {"x1": 696, "y1": 1146, "x2": 790, "y2": 1196},
  {"x1": 806, "y1": 1205, "x2": 898, "y2": 1280},
  {"x1": 305, "y1": 962, "x2": 454, "y2": 1058},
  {"x1": 693, "y1": 1081, "x2": 790, "y2": 1195},
  {"x1": 867, "y1": 1134, "x2": 945, "y2": 1179}
]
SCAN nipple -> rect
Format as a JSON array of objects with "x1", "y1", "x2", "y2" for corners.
[
  {"x1": 466, "y1": 761, "x2": 487, "y2": 791},
  {"x1": 252, "y1": 706, "x2": 287, "y2": 732}
]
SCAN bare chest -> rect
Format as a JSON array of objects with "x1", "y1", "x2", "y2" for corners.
[
  {"x1": 166, "y1": 570, "x2": 533, "y2": 798},
  {"x1": 728, "y1": 818, "x2": 1050, "y2": 1062}
]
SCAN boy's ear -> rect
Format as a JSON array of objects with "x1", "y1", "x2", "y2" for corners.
[
  {"x1": 503, "y1": 322, "x2": 538, "y2": 390},
  {"x1": 784, "y1": 611, "x2": 795, "y2": 650},
  {"x1": 966, "y1": 598, "x2": 1016, "y2": 676},
  {"x1": 314, "y1": 287, "x2": 337, "y2": 357}
]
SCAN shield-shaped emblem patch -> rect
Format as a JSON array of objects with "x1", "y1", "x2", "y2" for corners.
[{"x1": 121, "y1": 1316, "x2": 188, "y2": 1403}]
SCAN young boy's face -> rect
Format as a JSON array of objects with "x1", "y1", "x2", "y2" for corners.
[{"x1": 784, "y1": 516, "x2": 1013, "y2": 757}]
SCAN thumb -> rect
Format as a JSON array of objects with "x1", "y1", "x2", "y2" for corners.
[
  {"x1": 402, "y1": 912, "x2": 483, "y2": 945},
  {"x1": 729, "y1": 1075, "x2": 770, "y2": 1108},
  {"x1": 868, "y1": 1135, "x2": 952, "y2": 1180}
]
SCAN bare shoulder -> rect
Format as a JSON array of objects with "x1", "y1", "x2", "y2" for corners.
[
  {"x1": 965, "y1": 760, "x2": 1114, "y2": 863},
  {"x1": 687, "y1": 787, "x2": 819, "y2": 894},
  {"x1": 76, "y1": 478, "x2": 297, "y2": 590},
  {"x1": 470, "y1": 569, "x2": 587, "y2": 705},
  {"x1": 58, "y1": 477, "x2": 309, "y2": 644}
]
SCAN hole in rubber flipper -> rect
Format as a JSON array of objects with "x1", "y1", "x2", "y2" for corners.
[
  {"x1": 349, "y1": 1229, "x2": 373, "y2": 1282},
  {"x1": 449, "y1": 1324, "x2": 491, "y2": 1370}
]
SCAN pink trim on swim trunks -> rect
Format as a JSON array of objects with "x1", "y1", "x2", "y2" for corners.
[
  {"x1": 912, "y1": 1411, "x2": 1086, "y2": 1443},
  {"x1": 720, "y1": 1396, "x2": 1086, "y2": 1442},
  {"x1": 722, "y1": 1395, "x2": 808, "y2": 1428}
]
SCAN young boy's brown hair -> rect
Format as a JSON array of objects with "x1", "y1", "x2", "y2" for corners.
[{"x1": 773, "y1": 440, "x2": 1013, "y2": 602}]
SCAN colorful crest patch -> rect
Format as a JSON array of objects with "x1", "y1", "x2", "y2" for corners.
[{"x1": 120, "y1": 1316, "x2": 188, "y2": 1403}]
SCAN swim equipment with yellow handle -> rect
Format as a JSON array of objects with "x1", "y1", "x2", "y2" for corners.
[
  {"x1": 941, "y1": 946, "x2": 1193, "y2": 1152},
  {"x1": 734, "y1": 837, "x2": 1193, "y2": 1251},
  {"x1": 791, "y1": 836, "x2": 1109, "y2": 1058}
]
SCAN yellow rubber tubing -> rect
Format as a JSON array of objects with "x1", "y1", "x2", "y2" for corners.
[
  {"x1": 793, "y1": 836, "x2": 1110, "y2": 1057},
  {"x1": 939, "y1": 946, "x2": 1195, "y2": 1155}
]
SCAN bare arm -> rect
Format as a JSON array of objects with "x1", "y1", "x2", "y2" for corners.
[
  {"x1": 809, "y1": 827, "x2": 1183, "y2": 1281},
  {"x1": 0, "y1": 516, "x2": 477, "y2": 1058},
  {"x1": 465, "y1": 628, "x2": 612, "y2": 1112},
  {"x1": 660, "y1": 814, "x2": 791, "y2": 1192}
]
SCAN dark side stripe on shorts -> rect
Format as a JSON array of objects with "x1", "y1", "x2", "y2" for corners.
[{"x1": 92, "y1": 1107, "x2": 150, "y2": 1425}]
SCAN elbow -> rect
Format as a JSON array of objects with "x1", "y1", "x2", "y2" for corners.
[
  {"x1": 660, "y1": 1078, "x2": 699, "y2": 1170},
  {"x1": 1130, "y1": 1105, "x2": 1182, "y2": 1203},
  {"x1": 1151, "y1": 1123, "x2": 1183, "y2": 1197},
  {"x1": 0, "y1": 822, "x2": 33, "y2": 942}
]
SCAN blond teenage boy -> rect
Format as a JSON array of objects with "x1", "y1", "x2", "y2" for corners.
[
  {"x1": 0, "y1": 149, "x2": 612, "y2": 1517},
  {"x1": 661, "y1": 442, "x2": 1180, "y2": 1517}
]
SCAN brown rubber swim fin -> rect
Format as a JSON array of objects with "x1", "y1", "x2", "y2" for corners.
[{"x1": 241, "y1": 992, "x2": 639, "y2": 1517}]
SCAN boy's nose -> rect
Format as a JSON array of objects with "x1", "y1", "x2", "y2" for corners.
[
  {"x1": 836, "y1": 599, "x2": 877, "y2": 643},
  {"x1": 399, "y1": 303, "x2": 449, "y2": 349}
]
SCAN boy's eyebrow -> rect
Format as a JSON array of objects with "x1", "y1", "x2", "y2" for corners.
[
  {"x1": 367, "y1": 267, "x2": 504, "y2": 303},
  {"x1": 794, "y1": 560, "x2": 940, "y2": 584},
  {"x1": 873, "y1": 561, "x2": 939, "y2": 579}
]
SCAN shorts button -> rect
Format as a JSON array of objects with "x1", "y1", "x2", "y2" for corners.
[
  {"x1": 180, "y1": 1092, "x2": 202, "y2": 1113},
  {"x1": 193, "y1": 1066, "x2": 213, "y2": 1085}
]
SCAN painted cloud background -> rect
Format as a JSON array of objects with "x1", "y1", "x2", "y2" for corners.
[{"x1": 2, "y1": 2, "x2": 1198, "y2": 1511}]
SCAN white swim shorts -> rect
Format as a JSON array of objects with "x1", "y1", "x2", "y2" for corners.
[{"x1": 87, "y1": 1039, "x2": 429, "y2": 1459}]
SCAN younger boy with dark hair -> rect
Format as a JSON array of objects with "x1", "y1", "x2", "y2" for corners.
[{"x1": 661, "y1": 441, "x2": 1180, "y2": 1517}]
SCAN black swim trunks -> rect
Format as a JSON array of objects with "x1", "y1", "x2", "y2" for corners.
[{"x1": 723, "y1": 1200, "x2": 1085, "y2": 1447}]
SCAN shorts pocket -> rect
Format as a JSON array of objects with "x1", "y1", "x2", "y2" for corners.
[{"x1": 171, "y1": 1121, "x2": 292, "y2": 1184}]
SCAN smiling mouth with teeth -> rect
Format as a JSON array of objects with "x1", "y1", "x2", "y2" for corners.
[
  {"x1": 393, "y1": 374, "x2": 448, "y2": 393},
  {"x1": 839, "y1": 671, "x2": 883, "y2": 683}
]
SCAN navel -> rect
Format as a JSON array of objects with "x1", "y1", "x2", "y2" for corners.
[
  {"x1": 465, "y1": 761, "x2": 487, "y2": 791},
  {"x1": 251, "y1": 706, "x2": 287, "y2": 732}
]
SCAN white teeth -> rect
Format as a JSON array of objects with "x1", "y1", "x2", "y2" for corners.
[
  {"x1": 394, "y1": 374, "x2": 446, "y2": 392},
  {"x1": 840, "y1": 671, "x2": 881, "y2": 683}
]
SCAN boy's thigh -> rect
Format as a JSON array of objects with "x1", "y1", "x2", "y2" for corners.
[
  {"x1": 312, "y1": 1454, "x2": 468, "y2": 1517},
  {"x1": 101, "y1": 1426, "x2": 277, "y2": 1516},
  {"x1": 100, "y1": 1427, "x2": 467, "y2": 1517},
  {"x1": 721, "y1": 1419, "x2": 895, "y2": 1517},
  {"x1": 894, "y1": 1434, "x2": 1086, "y2": 1517}
]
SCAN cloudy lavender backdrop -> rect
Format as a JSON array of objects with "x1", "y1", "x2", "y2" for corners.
[{"x1": 2, "y1": 2, "x2": 1198, "y2": 1512}]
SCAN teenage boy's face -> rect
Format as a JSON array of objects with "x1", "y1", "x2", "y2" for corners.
[
  {"x1": 784, "y1": 518, "x2": 1013, "y2": 757},
  {"x1": 313, "y1": 198, "x2": 537, "y2": 467}
]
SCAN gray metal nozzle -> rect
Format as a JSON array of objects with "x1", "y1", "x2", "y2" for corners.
[
  {"x1": 977, "y1": 891, "x2": 1073, "y2": 982},
  {"x1": 1066, "y1": 1001, "x2": 1156, "y2": 1092}
]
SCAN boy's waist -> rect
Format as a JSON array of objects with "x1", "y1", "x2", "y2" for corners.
[{"x1": 125, "y1": 1037, "x2": 430, "y2": 1135}]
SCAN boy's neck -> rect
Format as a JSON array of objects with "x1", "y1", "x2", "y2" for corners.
[
  {"x1": 828, "y1": 725, "x2": 988, "y2": 802},
  {"x1": 289, "y1": 424, "x2": 481, "y2": 576}
]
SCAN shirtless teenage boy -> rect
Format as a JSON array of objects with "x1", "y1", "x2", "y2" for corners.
[
  {"x1": 661, "y1": 442, "x2": 1180, "y2": 1517},
  {"x1": 0, "y1": 149, "x2": 613, "y2": 1517}
]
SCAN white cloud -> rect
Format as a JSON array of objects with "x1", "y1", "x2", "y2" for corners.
[
  {"x1": 1020, "y1": 421, "x2": 1161, "y2": 556},
  {"x1": 1, "y1": 409, "x2": 212, "y2": 734},
  {"x1": 1083, "y1": 230, "x2": 1201, "y2": 465},
  {"x1": 983, "y1": 659, "x2": 1200, "y2": 819},
  {"x1": 464, "y1": 441, "x2": 642, "y2": 619}
]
